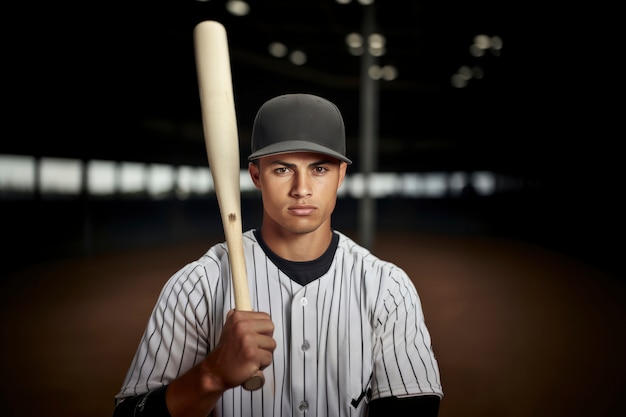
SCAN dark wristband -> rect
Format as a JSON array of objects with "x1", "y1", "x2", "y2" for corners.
[
  {"x1": 368, "y1": 395, "x2": 440, "y2": 417},
  {"x1": 113, "y1": 385, "x2": 171, "y2": 417}
]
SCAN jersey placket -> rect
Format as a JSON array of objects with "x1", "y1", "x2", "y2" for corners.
[{"x1": 290, "y1": 286, "x2": 318, "y2": 416}]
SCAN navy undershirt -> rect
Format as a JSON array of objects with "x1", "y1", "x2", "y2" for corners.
[{"x1": 253, "y1": 229, "x2": 339, "y2": 286}]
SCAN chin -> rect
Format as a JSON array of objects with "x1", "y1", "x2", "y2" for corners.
[{"x1": 284, "y1": 221, "x2": 322, "y2": 235}]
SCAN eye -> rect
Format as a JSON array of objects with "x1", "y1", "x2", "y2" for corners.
[
  {"x1": 313, "y1": 166, "x2": 329, "y2": 174},
  {"x1": 274, "y1": 167, "x2": 289, "y2": 174}
]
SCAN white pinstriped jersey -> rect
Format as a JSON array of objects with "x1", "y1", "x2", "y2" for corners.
[{"x1": 115, "y1": 230, "x2": 442, "y2": 416}]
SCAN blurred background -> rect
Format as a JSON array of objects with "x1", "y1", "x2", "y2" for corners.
[{"x1": 1, "y1": 1, "x2": 623, "y2": 416}]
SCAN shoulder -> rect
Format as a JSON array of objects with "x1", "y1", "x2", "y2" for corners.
[
  {"x1": 334, "y1": 230, "x2": 372, "y2": 258},
  {"x1": 196, "y1": 229, "x2": 259, "y2": 264},
  {"x1": 157, "y1": 233, "x2": 257, "y2": 296},
  {"x1": 335, "y1": 231, "x2": 409, "y2": 278},
  {"x1": 335, "y1": 231, "x2": 420, "y2": 303}
]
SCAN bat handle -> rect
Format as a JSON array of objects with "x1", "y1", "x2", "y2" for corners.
[
  {"x1": 226, "y1": 228, "x2": 265, "y2": 391},
  {"x1": 243, "y1": 370, "x2": 265, "y2": 391}
]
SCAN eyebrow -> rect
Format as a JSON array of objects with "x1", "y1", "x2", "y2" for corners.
[{"x1": 269, "y1": 158, "x2": 336, "y2": 168}]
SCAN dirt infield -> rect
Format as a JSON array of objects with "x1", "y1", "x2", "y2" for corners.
[{"x1": 1, "y1": 232, "x2": 624, "y2": 417}]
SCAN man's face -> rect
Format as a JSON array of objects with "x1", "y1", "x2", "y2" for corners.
[{"x1": 249, "y1": 152, "x2": 347, "y2": 236}]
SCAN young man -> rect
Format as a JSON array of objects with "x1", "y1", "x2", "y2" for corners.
[{"x1": 113, "y1": 93, "x2": 443, "y2": 417}]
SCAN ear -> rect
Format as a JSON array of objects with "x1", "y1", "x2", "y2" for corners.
[
  {"x1": 248, "y1": 162, "x2": 262, "y2": 189},
  {"x1": 337, "y1": 162, "x2": 348, "y2": 189}
]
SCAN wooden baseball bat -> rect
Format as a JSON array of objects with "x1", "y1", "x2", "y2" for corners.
[{"x1": 193, "y1": 20, "x2": 264, "y2": 391}]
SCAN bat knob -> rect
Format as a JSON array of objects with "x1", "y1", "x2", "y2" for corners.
[{"x1": 242, "y1": 371, "x2": 265, "y2": 391}]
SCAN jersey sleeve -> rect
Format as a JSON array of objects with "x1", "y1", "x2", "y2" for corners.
[
  {"x1": 114, "y1": 249, "x2": 230, "y2": 401},
  {"x1": 369, "y1": 265, "x2": 443, "y2": 400}
]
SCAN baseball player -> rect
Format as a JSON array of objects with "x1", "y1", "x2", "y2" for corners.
[{"x1": 113, "y1": 93, "x2": 443, "y2": 417}]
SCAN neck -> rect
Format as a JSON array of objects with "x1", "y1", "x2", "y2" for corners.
[{"x1": 259, "y1": 224, "x2": 333, "y2": 262}]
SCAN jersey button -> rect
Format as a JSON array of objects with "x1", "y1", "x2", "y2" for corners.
[
  {"x1": 298, "y1": 401, "x2": 309, "y2": 411},
  {"x1": 301, "y1": 340, "x2": 310, "y2": 351},
  {"x1": 299, "y1": 297, "x2": 308, "y2": 306}
]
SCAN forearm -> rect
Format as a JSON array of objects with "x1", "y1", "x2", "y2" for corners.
[
  {"x1": 113, "y1": 363, "x2": 224, "y2": 417},
  {"x1": 165, "y1": 361, "x2": 225, "y2": 417},
  {"x1": 113, "y1": 310, "x2": 274, "y2": 417}
]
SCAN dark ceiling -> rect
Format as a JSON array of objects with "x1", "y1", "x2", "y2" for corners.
[{"x1": 5, "y1": 1, "x2": 615, "y2": 184}]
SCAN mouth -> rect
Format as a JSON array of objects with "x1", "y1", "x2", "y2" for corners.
[{"x1": 288, "y1": 205, "x2": 316, "y2": 216}]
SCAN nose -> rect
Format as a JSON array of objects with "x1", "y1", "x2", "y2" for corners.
[{"x1": 291, "y1": 172, "x2": 312, "y2": 198}]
